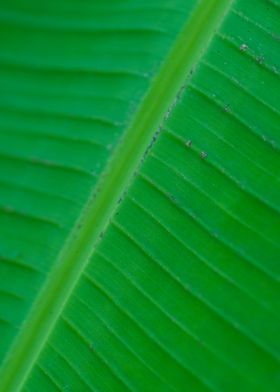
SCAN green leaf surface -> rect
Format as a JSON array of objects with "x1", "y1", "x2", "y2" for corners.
[{"x1": 0, "y1": 0, "x2": 280, "y2": 391}]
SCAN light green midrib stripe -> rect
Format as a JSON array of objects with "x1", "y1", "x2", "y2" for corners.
[{"x1": 0, "y1": 1, "x2": 233, "y2": 390}]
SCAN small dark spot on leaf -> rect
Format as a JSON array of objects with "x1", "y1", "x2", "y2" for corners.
[
  {"x1": 256, "y1": 55, "x2": 264, "y2": 65},
  {"x1": 240, "y1": 43, "x2": 248, "y2": 52},
  {"x1": 224, "y1": 104, "x2": 230, "y2": 113},
  {"x1": 200, "y1": 151, "x2": 207, "y2": 159},
  {"x1": 168, "y1": 193, "x2": 176, "y2": 202}
]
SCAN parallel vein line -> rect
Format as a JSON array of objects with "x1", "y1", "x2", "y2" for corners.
[
  {"x1": 35, "y1": 363, "x2": 61, "y2": 392},
  {"x1": 141, "y1": 164, "x2": 280, "y2": 283},
  {"x1": 74, "y1": 294, "x2": 176, "y2": 392},
  {"x1": 202, "y1": 59, "x2": 280, "y2": 119},
  {"x1": 117, "y1": 197, "x2": 280, "y2": 362},
  {"x1": 94, "y1": 249, "x2": 256, "y2": 385},
  {"x1": 84, "y1": 272, "x2": 213, "y2": 392},
  {"x1": 62, "y1": 316, "x2": 132, "y2": 391},
  {"x1": 45, "y1": 340, "x2": 101, "y2": 392},
  {"x1": 217, "y1": 32, "x2": 280, "y2": 81},
  {"x1": 151, "y1": 147, "x2": 280, "y2": 250}
]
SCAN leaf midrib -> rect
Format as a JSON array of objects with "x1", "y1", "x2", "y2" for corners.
[{"x1": 0, "y1": 1, "x2": 233, "y2": 390}]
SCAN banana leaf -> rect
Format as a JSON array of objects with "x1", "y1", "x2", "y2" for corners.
[{"x1": 0, "y1": 0, "x2": 279, "y2": 390}]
